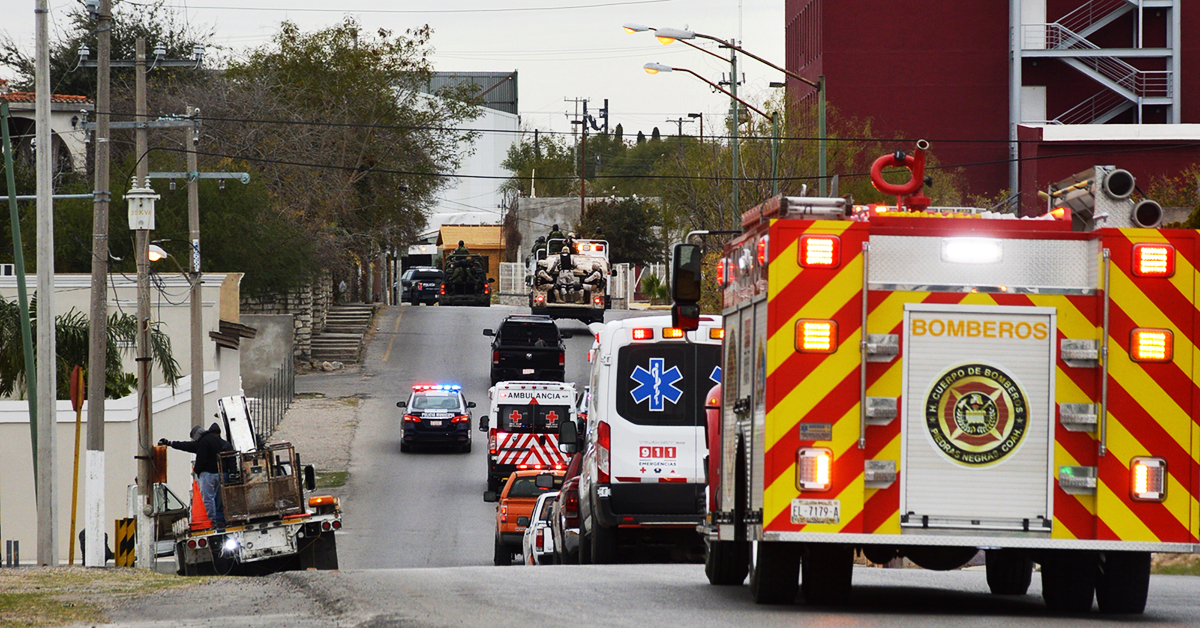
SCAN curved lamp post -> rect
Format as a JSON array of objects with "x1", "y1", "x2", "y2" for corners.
[
  {"x1": 627, "y1": 23, "x2": 828, "y2": 205},
  {"x1": 643, "y1": 63, "x2": 782, "y2": 199}
]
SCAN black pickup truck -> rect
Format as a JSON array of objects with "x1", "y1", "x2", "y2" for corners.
[{"x1": 484, "y1": 315, "x2": 566, "y2": 385}]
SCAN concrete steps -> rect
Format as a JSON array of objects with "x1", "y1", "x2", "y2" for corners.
[{"x1": 311, "y1": 304, "x2": 377, "y2": 363}]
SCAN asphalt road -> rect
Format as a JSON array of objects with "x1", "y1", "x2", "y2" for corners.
[
  {"x1": 339, "y1": 303, "x2": 643, "y2": 570},
  {"x1": 100, "y1": 303, "x2": 1200, "y2": 627}
]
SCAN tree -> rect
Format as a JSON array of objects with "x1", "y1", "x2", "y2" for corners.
[
  {"x1": 651, "y1": 127, "x2": 662, "y2": 142},
  {"x1": 501, "y1": 130, "x2": 576, "y2": 198},
  {"x1": 574, "y1": 197, "x2": 665, "y2": 267},
  {"x1": 0, "y1": 296, "x2": 180, "y2": 400}
]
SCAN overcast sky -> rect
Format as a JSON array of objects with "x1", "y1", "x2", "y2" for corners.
[{"x1": 2, "y1": 0, "x2": 786, "y2": 138}]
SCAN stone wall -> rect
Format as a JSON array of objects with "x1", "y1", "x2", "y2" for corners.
[{"x1": 241, "y1": 273, "x2": 332, "y2": 360}]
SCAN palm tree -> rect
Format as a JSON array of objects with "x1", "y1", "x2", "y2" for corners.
[{"x1": 0, "y1": 296, "x2": 181, "y2": 400}]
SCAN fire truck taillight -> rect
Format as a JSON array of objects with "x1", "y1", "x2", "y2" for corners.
[
  {"x1": 795, "y1": 320, "x2": 837, "y2": 353},
  {"x1": 799, "y1": 235, "x2": 840, "y2": 268},
  {"x1": 709, "y1": 328, "x2": 725, "y2": 340},
  {"x1": 1130, "y1": 328, "x2": 1173, "y2": 362},
  {"x1": 716, "y1": 258, "x2": 726, "y2": 286},
  {"x1": 757, "y1": 235, "x2": 770, "y2": 265},
  {"x1": 1132, "y1": 243, "x2": 1175, "y2": 277},
  {"x1": 796, "y1": 448, "x2": 833, "y2": 491},
  {"x1": 1130, "y1": 457, "x2": 1166, "y2": 502},
  {"x1": 631, "y1": 328, "x2": 653, "y2": 340},
  {"x1": 662, "y1": 327, "x2": 684, "y2": 339}
]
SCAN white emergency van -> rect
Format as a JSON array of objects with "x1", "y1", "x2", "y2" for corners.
[
  {"x1": 480, "y1": 381, "x2": 577, "y2": 497},
  {"x1": 573, "y1": 314, "x2": 723, "y2": 563}
]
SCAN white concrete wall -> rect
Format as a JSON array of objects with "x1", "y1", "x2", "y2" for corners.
[{"x1": 0, "y1": 372, "x2": 219, "y2": 564}]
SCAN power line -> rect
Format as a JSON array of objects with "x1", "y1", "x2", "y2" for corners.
[{"x1": 137, "y1": 0, "x2": 678, "y2": 14}]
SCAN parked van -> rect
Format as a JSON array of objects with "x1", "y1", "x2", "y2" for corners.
[{"x1": 566, "y1": 314, "x2": 722, "y2": 563}]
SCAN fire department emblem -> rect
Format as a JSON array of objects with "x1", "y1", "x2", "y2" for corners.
[{"x1": 924, "y1": 363, "x2": 1028, "y2": 467}]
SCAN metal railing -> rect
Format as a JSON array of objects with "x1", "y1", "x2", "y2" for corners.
[
  {"x1": 1023, "y1": 23, "x2": 1171, "y2": 98},
  {"x1": 1053, "y1": 89, "x2": 1132, "y2": 125},
  {"x1": 1056, "y1": 0, "x2": 1131, "y2": 37},
  {"x1": 245, "y1": 357, "x2": 295, "y2": 439}
]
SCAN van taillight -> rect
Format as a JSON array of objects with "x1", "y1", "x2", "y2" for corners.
[{"x1": 597, "y1": 421, "x2": 611, "y2": 483}]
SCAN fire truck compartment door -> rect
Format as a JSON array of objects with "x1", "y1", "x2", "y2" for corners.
[{"x1": 900, "y1": 304, "x2": 1055, "y2": 533}]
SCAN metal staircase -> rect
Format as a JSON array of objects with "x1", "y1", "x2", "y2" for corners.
[{"x1": 1020, "y1": 0, "x2": 1179, "y2": 125}]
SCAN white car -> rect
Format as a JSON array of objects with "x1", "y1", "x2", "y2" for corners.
[{"x1": 522, "y1": 491, "x2": 559, "y2": 565}]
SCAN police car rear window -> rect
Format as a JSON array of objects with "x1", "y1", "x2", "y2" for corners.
[
  {"x1": 410, "y1": 393, "x2": 460, "y2": 410},
  {"x1": 614, "y1": 343, "x2": 721, "y2": 426},
  {"x1": 413, "y1": 271, "x2": 442, "y2": 280}
]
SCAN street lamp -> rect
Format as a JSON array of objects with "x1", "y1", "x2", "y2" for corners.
[
  {"x1": 627, "y1": 24, "x2": 829, "y2": 198},
  {"x1": 688, "y1": 112, "x2": 703, "y2": 141},
  {"x1": 643, "y1": 63, "x2": 782, "y2": 197}
]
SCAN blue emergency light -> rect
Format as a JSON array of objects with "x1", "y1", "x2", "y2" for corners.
[{"x1": 412, "y1": 384, "x2": 462, "y2": 392}]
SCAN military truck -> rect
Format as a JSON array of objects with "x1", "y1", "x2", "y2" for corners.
[
  {"x1": 528, "y1": 238, "x2": 610, "y2": 324},
  {"x1": 441, "y1": 253, "x2": 493, "y2": 307}
]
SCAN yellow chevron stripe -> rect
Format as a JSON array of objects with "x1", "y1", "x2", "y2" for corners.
[
  {"x1": 767, "y1": 253, "x2": 862, "y2": 375},
  {"x1": 1107, "y1": 356, "x2": 1194, "y2": 459},
  {"x1": 1108, "y1": 264, "x2": 1198, "y2": 390},
  {"x1": 1051, "y1": 442, "x2": 1092, "y2": 540},
  {"x1": 765, "y1": 329, "x2": 861, "y2": 449},
  {"x1": 1118, "y1": 229, "x2": 1198, "y2": 305},
  {"x1": 1096, "y1": 476, "x2": 1160, "y2": 542},
  {"x1": 764, "y1": 407, "x2": 864, "y2": 533},
  {"x1": 768, "y1": 222, "x2": 853, "y2": 300},
  {"x1": 866, "y1": 432, "x2": 903, "y2": 535},
  {"x1": 1103, "y1": 414, "x2": 1192, "y2": 537}
]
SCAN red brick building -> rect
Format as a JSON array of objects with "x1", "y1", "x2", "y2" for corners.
[{"x1": 785, "y1": 1, "x2": 1199, "y2": 212}]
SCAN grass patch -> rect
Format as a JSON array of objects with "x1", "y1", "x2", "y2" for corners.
[
  {"x1": 315, "y1": 469, "x2": 349, "y2": 488},
  {"x1": 295, "y1": 392, "x2": 326, "y2": 399},
  {"x1": 338, "y1": 396, "x2": 361, "y2": 407},
  {"x1": 0, "y1": 567, "x2": 200, "y2": 627},
  {"x1": 1152, "y1": 553, "x2": 1200, "y2": 575}
]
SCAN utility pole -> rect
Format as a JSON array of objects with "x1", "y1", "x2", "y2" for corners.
[
  {"x1": 85, "y1": 0, "x2": 112, "y2": 568},
  {"x1": 35, "y1": 0, "x2": 60, "y2": 567},
  {"x1": 728, "y1": 45, "x2": 740, "y2": 231},
  {"x1": 133, "y1": 38, "x2": 154, "y2": 570},
  {"x1": 667, "y1": 116, "x2": 695, "y2": 137},
  {"x1": 185, "y1": 108, "x2": 202, "y2": 430},
  {"x1": 579, "y1": 100, "x2": 588, "y2": 220}
]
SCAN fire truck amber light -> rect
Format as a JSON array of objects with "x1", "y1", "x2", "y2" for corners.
[
  {"x1": 941, "y1": 237, "x2": 1003, "y2": 264},
  {"x1": 662, "y1": 328, "x2": 684, "y2": 339},
  {"x1": 1132, "y1": 243, "x2": 1175, "y2": 277},
  {"x1": 1130, "y1": 457, "x2": 1166, "y2": 501},
  {"x1": 709, "y1": 328, "x2": 725, "y2": 340},
  {"x1": 797, "y1": 448, "x2": 833, "y2": 491},
  {"x1": 800, "y1": 235, "x2": 840, "y2": 268},
  {"x1": 795, "y1": 320, "x2": 837, "y2": 353},
  {"x1": 1131, "y1": 328, "x2": 1173, "y2": 362},
  {"x1": 632, "y1": 328, "x2": 653, "y2": 340}
]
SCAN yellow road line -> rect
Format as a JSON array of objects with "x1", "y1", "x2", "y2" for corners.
[{"x1": 381, "y1": 307, "x2": 404, "y2": 363}]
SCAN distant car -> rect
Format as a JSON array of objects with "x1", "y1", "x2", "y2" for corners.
[
  {"x1": 522, "y1": 491, "x2": 559, "y2": 566},
  {"x1": 483, "y1": 315, "x2": 565, "y2": 385},
  {"x1": 401, "y1": 267, "x2": 443, "y2": 305},
  {"x1": 494, "y1": 470, "x2": 564, "y2": 566},
  {"x1": 396, "y1": 384, "x2": 475, "y2": 453},
  {"x1": 549, "y1": 453, "x2": 583, "y2": 564}
]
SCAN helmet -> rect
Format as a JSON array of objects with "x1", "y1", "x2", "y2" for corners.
[{"x1": 536, "y1": 235, "x2": 545, "y2": 242}]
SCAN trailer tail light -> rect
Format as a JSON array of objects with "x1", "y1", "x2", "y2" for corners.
[
  {"x1": 197, "y1": 537, "x2": 207, "y2": 548},
  {"x1": 322, "y1": 521, "x2": 332, "y2": 531},
  {"x1": 1132, "y1": 243, "x2": 1175, "y2": 277},
  {"x1": 662, "y1": 327, "x2": 684, "y2": 339},
  {"x1": 632, "y1": 328, "x2": 653, "y2": 340},
  {"x1": 709, "y1": 328, "x2": 725, "y2": 340},
  {"x1": 800, "y1": 235, "x2": 840, "y2": 268},
  {"x1": 1130, "y1": 328, "x2": 1173, "y2": 362},
  {"x1": 757, "y1": 235, "x2": 770, "y2": 265},
  {"x1": 1130, "y1": 457, "x2": 1166, "y2": 502},
  {"x1": 795, "y1": 320, "x2": 837, "y2": 353},
  {"x1": 451, "y1": 414, "x2": 469, "y2": 423},
  {"x1": 187, "y1": 540, "x2": 197, "y2": 549},
  {"x1": 500, "y1": 504, "x2": 508, "y2": 523},
  {"x1": 597, "y1": 421, "x2": 611, "y2": 483},
  {"x1": 797, "y1": 448, "x2": 833, "y2": 491},
  {"x1": 332, "y1": 520, "x2": 342, "y2": 530}
]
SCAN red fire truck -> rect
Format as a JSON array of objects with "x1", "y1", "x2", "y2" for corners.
[{"x1": 672, "y1": 141, "x2": 1196, "y2": 614}]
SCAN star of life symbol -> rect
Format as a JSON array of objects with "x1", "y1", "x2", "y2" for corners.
[{"x1": 630, "y1": 358, "x2": 683, "y2": 412}]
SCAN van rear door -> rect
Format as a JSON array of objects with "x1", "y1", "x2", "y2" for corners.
[{"x1": 611, "y1": 342, "x2": 721, "y2": 484}]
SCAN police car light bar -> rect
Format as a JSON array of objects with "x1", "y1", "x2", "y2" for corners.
[{"x1": 412, "y1": 384, "x2": 462, "y2": 392}]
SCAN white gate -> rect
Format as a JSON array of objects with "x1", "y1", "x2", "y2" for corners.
[
  {"x1": 499, "y1": 262, "x2": 527, "y2": 295},
  {"x1": 611, "y1": 263, "x2": 632, "y2": 309}
]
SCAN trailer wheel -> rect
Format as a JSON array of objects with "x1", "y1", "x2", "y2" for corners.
[
  {"x1": 1096, "y1": 551, "x2": 1150, "y2": 614},
  {"x1": 801, "y1": 543, "x2": 853, "y2": 605},
  {"x1": 493, "y1": 537, "x2": 512, "y2": 566},
  {"x1": 749, "y1": 541, "x2": 801, "y2": 604},
  {"x1": 1041, "y1": 551, "x2": 1097, "y2": 613},
  {"x1": 705, "y1": 538, "x2": 749, "y2": 585},
  {"x1": 985, "y1": 549, "x2": 1032, "y2": 595},
  {"x1": 590, "y1": 522, "x2": 617, "y2": 564}
]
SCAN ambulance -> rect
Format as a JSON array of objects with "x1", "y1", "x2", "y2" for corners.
[
  {"x1": 480, "y1": 381, "x2": 576, "y2": 497},
  {"x1": 573, "y1": 314, "x2": 723, "y2": 563},
  {"x1": 672, "y1": 141, "x2": 1197, "y2": 614}
]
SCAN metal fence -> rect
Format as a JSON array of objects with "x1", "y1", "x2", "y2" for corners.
[{"x1": 245, "y1": 357, "x2": 295, "y2": 439}]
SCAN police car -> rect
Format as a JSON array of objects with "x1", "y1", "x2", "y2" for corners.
[{"x1": 396, "y1": 384, "x2": 475, "y2": 453}]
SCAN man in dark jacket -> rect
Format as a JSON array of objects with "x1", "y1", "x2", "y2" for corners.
[{"x1": 160, "y1": 423, "x2": 232, "y2": 528}]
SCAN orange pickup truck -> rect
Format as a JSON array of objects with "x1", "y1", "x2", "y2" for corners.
[{"x1": 494, "y1": 470, "x2": 564, "y2": 565}]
